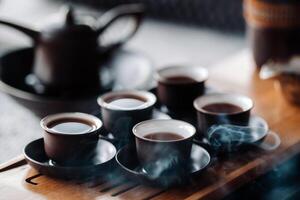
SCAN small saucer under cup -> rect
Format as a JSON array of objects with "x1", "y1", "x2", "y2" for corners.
[
  {"x1": 115, "y1": 143, "x2": 210, "y2": 187},
  {"x1": 23, "y1": 138, "x2": 117, "y2": 179}
]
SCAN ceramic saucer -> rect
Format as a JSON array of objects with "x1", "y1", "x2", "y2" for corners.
[
  {"x1": 24, "y1": 138, "x2": 116, "y2": 179},
  {"x1": 0, "y1": 48, "x2": 153, "y2": 117},
  {"x1": 115, "y1": 143, "x2": 210, "y2": 187}
]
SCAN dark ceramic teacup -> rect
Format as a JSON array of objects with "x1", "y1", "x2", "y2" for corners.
[
  {"x1": 156, "y1": 66, "x2": 208, "y2": 110},
  {"x1": 98, "y1": 90, "x2": 156, "y2": 142},
  {"x1": 41, "y1": 112, "x2": 102, "y2": 165},
  {"x1": 193, "y1": 93, "x2": 254, "y2": 137},
  {"x1": 133, "y1": 119, "x2": 196, "y2": 177}
]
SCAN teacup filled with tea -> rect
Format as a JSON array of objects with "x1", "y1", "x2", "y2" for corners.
[
  {"x1": 133, "y1": 119, "x2": 196, "y2": 177},
  {"x1": 98, "y1": 90, "x2": 156, "y2": 141},
  {"x1": 193, "y1": 93, "x2": 254, "y2": 136},
  {"x1": 156, "y1": 66, "x2": 208, "y2": 110},
  {"x1": 41, "y1": 112, "x2": 102, "y2": 165}
]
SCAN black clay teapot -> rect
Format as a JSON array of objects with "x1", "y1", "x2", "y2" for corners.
[{"x1": 0, "y1": 4, "x2": 144, "y2": 96}]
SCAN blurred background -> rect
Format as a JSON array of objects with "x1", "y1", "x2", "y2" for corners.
[{"x1": 65, "y1": 0, "x2": 245, "y2": 31}]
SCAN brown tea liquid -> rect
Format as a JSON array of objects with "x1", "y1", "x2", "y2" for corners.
[
  {"x1": 202, "y1": 103, "x2": 243, "y2": 114},
  {"x1": 144, "y1": 132, "x2": 184, "y2": 141},
  {"x1": 164, "y1": 75, "x2": 198, "y2": 84}
]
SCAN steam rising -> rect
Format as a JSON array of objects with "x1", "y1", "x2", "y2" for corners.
[
  {"x1": 141, "y1": 153, "x2": 181, "y2": 180},
  {"x1": 138, "y1": 146, "x2": 190, "y2": 187},
  {"x1": 207, "y1": 124, "x2": 265, "y2": 151},
  {"x1": 207, "y1": 123, "x2": 280, "y2": 152}
]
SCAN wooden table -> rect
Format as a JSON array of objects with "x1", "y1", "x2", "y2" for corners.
[{"x1": 1, "y1": 50, "x2": 300, "y2": 200}]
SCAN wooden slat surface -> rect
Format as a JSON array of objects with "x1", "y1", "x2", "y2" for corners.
[{"x1": 1, "y1": 50, "x2": 300, "y2": 200}]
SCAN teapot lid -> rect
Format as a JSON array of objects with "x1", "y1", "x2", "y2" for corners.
[{"x1": 41, "y1": 6, "x2": 96, "y2": 39}]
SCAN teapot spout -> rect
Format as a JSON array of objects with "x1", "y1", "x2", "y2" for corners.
[{"x1": 0, "y1": 19, "x2": 40, "y2": 41}]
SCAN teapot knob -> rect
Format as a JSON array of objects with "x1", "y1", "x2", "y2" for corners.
[{"x1": 63, "y1": 6, "x2": 75, "y2": 25}]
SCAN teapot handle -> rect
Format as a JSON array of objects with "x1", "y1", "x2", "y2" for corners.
[{"x1": 96, "y1": 4, "x2": 145, "y2": 53}]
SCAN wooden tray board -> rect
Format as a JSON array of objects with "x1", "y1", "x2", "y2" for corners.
[{"x1": 1, "y1": 50, "x2": 300, "y2": 200}]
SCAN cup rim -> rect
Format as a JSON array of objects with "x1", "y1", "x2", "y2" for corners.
[
  {"x1": 132, "y1": 119, "x2": 196, "y2": 143},
  {"x1": 97, "y1": 90, "x2": 156, "y2": 111},
  {"x1": 193, "y1": 93, "x2": 254, "y2": 115},
  {"x1": 40, "y1": 112, "x2": 102, "y2": 135},
  {"x1": 155, "y1": 66, "x2": 208, "y2": 83}
]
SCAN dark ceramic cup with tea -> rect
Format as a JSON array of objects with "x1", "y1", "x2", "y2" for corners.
[
  {"x1": 156, "y1": 66, "x2": 208, "y2": 110},
  {"x1": 133, "y1": 119, "x2": 196, "y2": 177},
  {"x1": 40, "y1": 112, "x2": 103, "y2": 165},
  {"x1": 193, "y1": 93, "x2": 254, "y2": 136},
  {"x1": 98, "y1": 90, "x2": 156, "y2": 142}
]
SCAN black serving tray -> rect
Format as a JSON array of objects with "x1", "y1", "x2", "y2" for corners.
[{"x1": 0, "y1": 47, "x2": 153, "y2": 117}]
